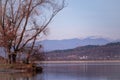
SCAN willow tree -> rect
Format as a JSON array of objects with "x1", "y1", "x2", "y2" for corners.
[{"x1": 0, "y1": 0, "x2": 65, "y2": 63}]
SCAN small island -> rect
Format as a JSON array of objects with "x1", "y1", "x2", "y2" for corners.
[{"x1": 0, "y1": 53, "x2": 42, "y2": 73}]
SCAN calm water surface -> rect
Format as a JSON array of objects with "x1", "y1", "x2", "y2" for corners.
[{"x1": 0, "y1": 62, "x2": 120, "y2": 80}]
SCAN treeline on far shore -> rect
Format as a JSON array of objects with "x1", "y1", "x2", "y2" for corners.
[{"x1": 44, "y1": 42, "x2": 120, "y2": 61}]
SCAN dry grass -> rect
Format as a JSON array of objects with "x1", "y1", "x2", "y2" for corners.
[{"x1": 0, "y1": 62, "x2": 36, "y2": 72}]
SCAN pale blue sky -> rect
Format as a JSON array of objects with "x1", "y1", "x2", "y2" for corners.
[{"x1": 46, "y1": 0, "x2": 120, "y2": 40}]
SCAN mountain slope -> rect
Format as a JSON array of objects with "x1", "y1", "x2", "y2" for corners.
[
  {"x1": 40, "y1": 37, "x2": 110, "y2": 51},
  {"x1": 44, "y1": 42, "x2": 120, "y2": 61}
]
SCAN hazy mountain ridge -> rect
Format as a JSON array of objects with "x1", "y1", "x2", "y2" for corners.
[
  {"x1": 44, "y1": 42, "x2": 120, "y2": 61},
  {"x1": 40, "y1": 37, "x2": 111, "y2": 51}
]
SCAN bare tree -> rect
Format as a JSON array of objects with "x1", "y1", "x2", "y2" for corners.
[{"x1": 0, "y1": 0, "x2": 65, "y2": 64}]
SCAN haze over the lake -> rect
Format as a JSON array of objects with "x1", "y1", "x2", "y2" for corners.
[{"x1": 44, "y1": 0, "x2": 120, "y2": 40}]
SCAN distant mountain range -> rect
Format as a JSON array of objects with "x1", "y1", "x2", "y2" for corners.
[
  {"x1": 0, "y1": 37, "x2": 119, "y2": 58},
  {"x1": 43, "y1": 42, "x2": 120, "y2": 61},
  {"x1": 39, "y1": 37, "x2": 115, "y2": 51}
]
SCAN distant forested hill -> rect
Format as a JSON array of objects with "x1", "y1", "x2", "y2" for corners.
[{"x1": 44, "y1": 42, "x2": 120, "y2": 61}]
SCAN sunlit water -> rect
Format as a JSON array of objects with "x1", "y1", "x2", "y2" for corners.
[{"x1": 0, "y1": 62, "x2": 120, "y2": 80}]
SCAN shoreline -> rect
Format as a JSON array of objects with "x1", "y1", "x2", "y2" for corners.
[
  {"x1": 0, "y1": 63, "x2": 42, "y2": 73},
  {"x1": 35, "y1": 60, "x2": 120, "y2": 64}
]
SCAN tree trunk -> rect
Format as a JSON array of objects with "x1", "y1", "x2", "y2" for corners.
[
  {"x1": 8, "y1": 54, "x2": 12, "y2": 64},
  {"x1": 12, "y1": 53, "x2": 16, "y2": 63},
  {"x1": 26, "y1": 53, "x2": 30, "y2": 64},
  {"x1": 8, "y1": 53, "x2": 16, "y2": 64}
]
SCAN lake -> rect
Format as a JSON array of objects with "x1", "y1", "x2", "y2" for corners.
[{"x1": 0, "y1": 62, "x2": 120, "y2": 80}]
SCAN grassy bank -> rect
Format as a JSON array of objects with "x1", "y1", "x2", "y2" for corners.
[
  {"x1": 0, "y1": 63, "x2": 43, "y2": 73},
  {"x1": 0, "y1": 63, "x2": 35, "y2": 72}
]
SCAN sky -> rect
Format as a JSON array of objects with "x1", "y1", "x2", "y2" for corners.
[{"x1": 45, "y1": 0, "x2": 120, "y2": 40}]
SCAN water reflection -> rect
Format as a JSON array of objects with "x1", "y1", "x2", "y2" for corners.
[
  {"x1": 0, "y1": 62, "x2": 120, "y2": 80},
  {"x1": 43, "y1": 63, "x2": 120, "y2": 80}
]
